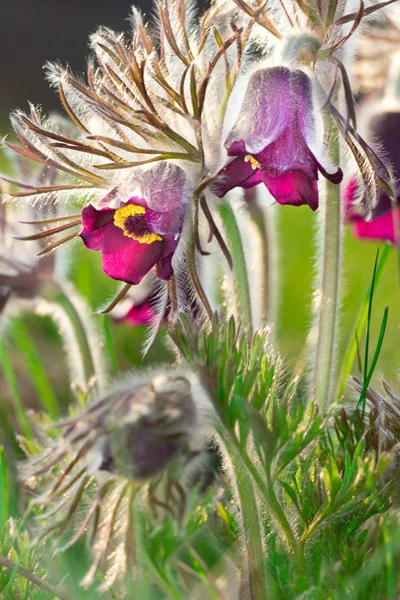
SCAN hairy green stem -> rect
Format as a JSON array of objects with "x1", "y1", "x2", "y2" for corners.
[
  {"x1": 219, "y1": 199, "x2": 253, "y2": 336},
  {"x1": 222, "y1": 430, "x2": 305, "y2": 577},
  {"x1": 0, "y1": 553, "x2": 74, "y2": 600},
  {"x1": 313, "y1": 146, "x2": 342, "y2": 414},
  {"x1": 223, "y1": 436, "x2": 268, "y2": 600}
]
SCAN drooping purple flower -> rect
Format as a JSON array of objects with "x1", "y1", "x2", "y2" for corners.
[
  {"x1": 214, "y1": 67, "x2": 342, "y2": 210},
  {"x1": 80, "y1": 164, "x2": 189, "y2": 285},
  {"x1": 345, "y1": 111, "x2": 400, "y2": 244}
]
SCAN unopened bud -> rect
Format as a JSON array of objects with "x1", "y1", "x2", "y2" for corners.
[{"x1": 100, "y1": 373, "x2": 197, "y2": 480}]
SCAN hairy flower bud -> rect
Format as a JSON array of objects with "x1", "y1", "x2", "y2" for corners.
[
  {"x1": 99, "y1": 374, "x2": 197, "y2": 479},
  {"x1": 21, "y1": 368, "x2": 206, "y2": 589}
]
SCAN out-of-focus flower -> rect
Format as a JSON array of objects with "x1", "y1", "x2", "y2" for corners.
[
  {"x1": 111, "y1": 272, "x2": 164, "y2": 326},
  {"x1": 0, "y1": 168, "x2": 58, "y2": 317},
  {"x1": 80, "y1": 163, "x2": 190, "y2": 284},
  {"x1": 22, "y1": 369, "x2": 206, "y2": 589},
  {"x1": 345, "y1": 109, "x2": 400, "y2": 244},
  {"x1": 214, "y1": 67, "x2": 342, "y2": 210}
]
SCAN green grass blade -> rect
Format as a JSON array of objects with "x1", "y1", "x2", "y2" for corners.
[
  {"x1": 363, "y1": 248, "x2": 381, "y2": 384},
  {"x1": 0, "y1": 343, "x2": 32, "y2": 439},
  {"x1": 358, "y1": 305, "x2": 389, "y2": 413},
  {"x1": 12, "y1": 320, "x2": 60, "y2": 419},
  {"x1": 336, "y1": 243, "x2": 390, "y2": 399}
]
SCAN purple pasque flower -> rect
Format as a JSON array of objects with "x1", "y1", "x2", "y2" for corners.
[
  {"x1": 214, "y1": 66, "x2": 342, "y2": 210},
  {"x1": 345, "y1": 111, "x2": 400, "y2": 244},
  {"x1": 80, "y1": 164, "x2": 189, "y2": 285},
  {"x1": 111, "y1": 272, "x2": 168, "y2": 327}
]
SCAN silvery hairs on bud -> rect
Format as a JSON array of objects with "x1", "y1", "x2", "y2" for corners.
[{"x1": 19, "y1": 367, "x2": 213, "y2": 588}]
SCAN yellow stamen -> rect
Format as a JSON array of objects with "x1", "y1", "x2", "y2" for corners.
[
  {"x1": 113, "y1": 204, "x2": 162, "y2": 245},
  {"x1": 244, "y1": 155, "x2": 260, "y2": 171}
]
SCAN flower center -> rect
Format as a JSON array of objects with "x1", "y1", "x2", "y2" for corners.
[
  {"x1": 244, "y1": 155, "x2": 260, "y2": 171},
  {"x1": 113, "y1": 204, "x2": 162, "y2": 245}
]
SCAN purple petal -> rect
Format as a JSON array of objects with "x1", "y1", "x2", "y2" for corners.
[
  {"x1": 226, "y1": 67, "x2": 292, "y2": 155},
  {"x1": 122, "y1": 303, "x2": 156, "y2": 326},
  {"x1": 135, "y1": 162, "x2": 189, "y2": 213},
  {"x1": 254, "y1": 122, "x2": 315, "y2": 176},
  {"x1": 101, "y1": 226, "x2": 163, "y2": 285},
  {"x1": 80, "y1": 205, "x2": 114, "y2": 251},
  {"x1": 155, "y1": 237, "x2": 178, "y2": 280},
  {"x1": 145, "y1": 206, "x2": 185, "y2": 236},
  {"x1": 260, "y1": 169, "x2": 319, "y2": 210},
  {"x1": 310, "y1": 152, "x2": 343, "y2": 184},
  {"x1": 353, "y1": 207, "x2": 400, "y2": 244},
  {"x1": 213, "y1": 156, "x2": 261, "y2": 198}
]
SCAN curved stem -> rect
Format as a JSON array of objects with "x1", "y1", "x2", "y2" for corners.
[
  {"x1": 219, "y1": 199, "x2": 253, "y2": 337},
  {"x1": 49, "y1": 281, "x2": 97, "y2": 388},
  {"x1": 313, "y1": 145, "x2": 342, "y2": 414},
  {"x1": 187, "y1": 233, "x2": 213, "y2": 320},
  {"x1": 0, "y1": 553, "x2": 74, "y2": 600}
]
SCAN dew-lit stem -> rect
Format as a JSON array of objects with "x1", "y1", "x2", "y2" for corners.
[
  {"x1": 0, "y1": 553, "x2": 74, "y2": 600},
  {"x1": 313, "y1": 138, "x2": 342, "y2": 414},
  {"x1": 219, "y1": 199, "x2": 253, "y2": 336}
]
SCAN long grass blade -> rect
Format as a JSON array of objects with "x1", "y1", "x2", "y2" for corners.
[
  {"x1": 0, "y1": 342, "x2": 33, "y2": 439},
  {"x1": 12, "y1": 320, "x2": 60, "y2": 418}
]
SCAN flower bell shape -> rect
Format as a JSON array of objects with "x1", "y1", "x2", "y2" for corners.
[
  {"x1": 215, "y1": 66, "x2": 342, "y2": 210},
  {"x1": 80, "y1": 164, "x2": 189, "y2": 285},
  {"x1": 345, "y1": 111, "x2": 400, "y2": 244}
]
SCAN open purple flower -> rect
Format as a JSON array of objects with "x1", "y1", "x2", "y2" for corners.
[
  {"x1": 214, "y1": 67, "x2": 342, "y2": 210},
  {"x1": 345, "y1": 111, "x2": 400, "y2": 244},
  {"x1": 80, "y1": 164, "x2": 189, "y2": 285}
]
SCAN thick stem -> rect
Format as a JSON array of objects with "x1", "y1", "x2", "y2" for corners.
[
  {"x1": 223, "y1": 436, "x2": 268, "y2": 600},
  {"x1": 219, "y1": 199, "x2": 253, "y2": 336},
  {"x1": 313, "y1": 152, "x2": 342, "y2": 414},
  {"x1": 239, "y1": 446, "x2": 305, "y2": 573}
]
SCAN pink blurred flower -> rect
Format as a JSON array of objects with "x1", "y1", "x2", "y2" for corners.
[
  {"x1": 214, "y1": 66, "x2": 342, "y2": 210},
  {"x1": 345, "y1": 111, "x2": 400, "y2": 244},
  {"x1": 111, "y1": 273, "x2": 167, "y2": 327}
]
